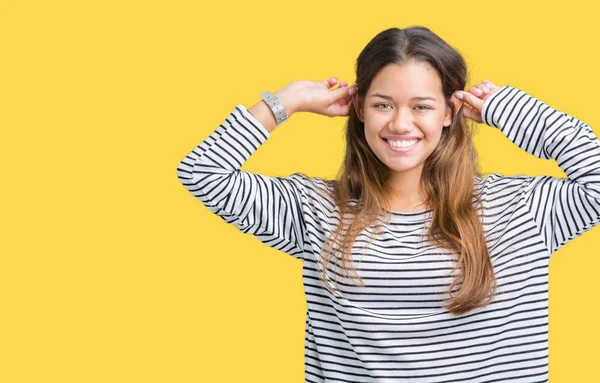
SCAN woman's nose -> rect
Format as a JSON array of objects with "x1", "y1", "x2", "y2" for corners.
[{"x1": 388, "y1": 109, "x2": 414, "y2": 132}]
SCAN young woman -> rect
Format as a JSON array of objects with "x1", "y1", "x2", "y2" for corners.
[{"x1": 176, "y1": 26, "x2": 600, "y2": 382}]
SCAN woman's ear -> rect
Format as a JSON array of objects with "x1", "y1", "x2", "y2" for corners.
[
  {"x1": 443, "y1": 106, "x2": 452, "y2": 128},
  {"x1": 443, "y1": 94, "x2": 463, "y2": 127},
  {"x1": 352, "y1": 94, "x2": 364, "y2": 122}
]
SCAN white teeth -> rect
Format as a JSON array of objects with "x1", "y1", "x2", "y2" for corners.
[{"x1": 387, "y1": 139, "x2": 419, "y2": 148}]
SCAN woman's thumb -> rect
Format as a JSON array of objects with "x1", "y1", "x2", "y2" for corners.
[
  {"x1": 331, "y1": 84, "x2": 356, "y2": 99},
  {"x1": 454, "y1": 90, "x2": 483, "y2": 111}
]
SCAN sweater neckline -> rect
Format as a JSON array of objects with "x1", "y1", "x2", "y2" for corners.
[
  {"x1": 382, "y1": 208, "x2": 433, "y2": 223},
  {"x1": 385, "y1": 208, "x2": 432, "y2": 215}
]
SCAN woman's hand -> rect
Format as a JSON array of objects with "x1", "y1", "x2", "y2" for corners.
[
  {"x1": 275, "y1": 77, "x2": 357, "y2": 118},
  {"x1": 453, "y1": 79, "x2": 502, "y2": 124}
]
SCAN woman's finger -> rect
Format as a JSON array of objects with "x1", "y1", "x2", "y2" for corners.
[
  {"x1": 330, "y1": 80, "x2": 348, "y2": 106},
  {"x1": 343, "y1": 91, "x2": 353, "y2": 106},
  {"x1": 469, "y1": 84, "x2": 488, "y2": 97},
  {"x1": 469, "y1": 86, "x2": 484, "y2": 96},
  {"x1": 482, "y1": 79, "x2": 500, "y2": 91},
  {"x1": 479, "y1": 84, "x2": 491, "y2": 94},
  {"x1": 454, "y1": 90, "x2": 485, "y2": 112},
  {"x1": 482, "y1": 79, "x2": 495, "y2": 87},
  {"x1": 331, "y1": 83, "x2": 356, "y2": 101},
  {"x1": 339, "y1": 82, "x2": 356, "y2": 105},
  {"x1": 461, "y1": 103, "x2": 482, "y2": 123},
  {"x1": 461, "y1": 103, "x2": 480, "y2": 123},
  {"x1": 325, "y1": 85, "x2": 356, "y2": 117},
  {"x1": 322, "y1": 77, "x2": 338, "y2": 88},
  {"x1": 337, "y1": 102, "x2": 351, "y2": 117}
]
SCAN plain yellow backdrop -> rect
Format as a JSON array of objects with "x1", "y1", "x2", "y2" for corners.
[{"x1": 2, "y1": 0, "x2": 599, "y2": 382}]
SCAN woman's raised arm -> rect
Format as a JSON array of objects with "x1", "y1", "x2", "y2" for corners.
[
  {"x1": 477, "y1": 85, "x2": 600, "y2": 257},
  {"x1": 175, "y1": 79, "x2": 356, "y2": 260}
]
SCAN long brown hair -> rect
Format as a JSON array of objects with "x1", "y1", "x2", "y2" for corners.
[{"x1": 302, "y1": 26, "x2": 496, "y2": 316}]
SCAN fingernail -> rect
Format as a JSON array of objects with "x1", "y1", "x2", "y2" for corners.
[
  {"x1": 349, "y1": 87, "x2": 356, "y2": 95},
  {"x1": 454, "y1": 91, "x2": 463, "y2": 99}
]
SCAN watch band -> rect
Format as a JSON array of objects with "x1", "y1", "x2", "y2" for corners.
[{"x1": 260, "y1": 91, "x2": 288, "y2": 126}]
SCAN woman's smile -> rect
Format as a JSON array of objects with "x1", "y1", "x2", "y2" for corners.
[{"x1": 382, "y1": 137, "x2": 422, "y2": 153}]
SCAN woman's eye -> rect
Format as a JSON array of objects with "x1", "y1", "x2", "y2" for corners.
[
  {"x1": 375, "y1": 104, "x2": 431, "y2": 110},
  {"x1": 375, "y1": 103, "x2": 391, "y2": 109}
]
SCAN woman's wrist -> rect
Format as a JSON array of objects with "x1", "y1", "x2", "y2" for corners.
[
  {"x1": 248, "y1": 100, "x2": 280, "y2": 134},
  {"x1": 273, "y1": 90, "x2": 297, "y2": 116},
  {"x1": 247, "y1": 83, "x2": 302, "y2": 133},
  {"x1": 274, "y1": 82, "x2": 303, "y2": 116}
]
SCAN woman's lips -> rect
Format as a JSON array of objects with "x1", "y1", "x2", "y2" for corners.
[{"x1": 382, "y1": 138, "x2": 421, "y2": 153}]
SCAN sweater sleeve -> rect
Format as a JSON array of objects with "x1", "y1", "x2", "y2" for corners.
[
  {"x1": 175, "y1": 103, "x2": 311, "y2": 261},
  {"x1": 481, "y1": 85, "x2": 600, "y2": 257}
]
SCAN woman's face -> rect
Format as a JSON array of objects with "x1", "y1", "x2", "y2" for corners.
[{"x1": 355, "y1": 61, "x2": 453, "y2": 178}]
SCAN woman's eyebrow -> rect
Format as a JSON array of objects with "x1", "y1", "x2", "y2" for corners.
[{"x1": 371, "y1": 93, "x2": 437, "y2": 102}]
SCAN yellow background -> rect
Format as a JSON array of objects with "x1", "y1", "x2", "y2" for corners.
[{"x1": 2, "y1": 0, "x2": 599, "y2": 381}]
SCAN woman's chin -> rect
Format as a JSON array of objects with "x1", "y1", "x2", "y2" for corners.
[{"x1": 380, "y1": 157, "x2": 426, "y2": 173}]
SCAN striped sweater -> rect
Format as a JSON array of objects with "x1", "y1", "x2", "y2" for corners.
[{"x1": 176, "y1": 85, "x2": 600, "y2": 382}]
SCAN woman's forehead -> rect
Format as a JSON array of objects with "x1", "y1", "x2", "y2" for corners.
[{"x1": 368, "y1": 63, "x2": 443, "y2": 100}]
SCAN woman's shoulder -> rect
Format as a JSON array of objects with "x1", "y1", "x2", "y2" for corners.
[
  {"x1": 285, "y1": 173, "x2": 336, "y2": 192},
  {"x1": 284, "y1": 173, "x2": 339, "y2": 210},
  {"x1": 475, "y1": 172, "x2": 533, "y2": 192}
]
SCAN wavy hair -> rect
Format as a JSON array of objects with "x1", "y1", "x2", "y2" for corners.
[{"x1": 302, "y1": 25, "x2": 496, "y2": 316}]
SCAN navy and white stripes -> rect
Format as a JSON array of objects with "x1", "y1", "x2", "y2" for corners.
[
  {"x1": 176, "y1": 108, "x2": 309, "y2": 259},
  {"x1": 177, "y1": 85, "x2": 600, "y2": 382},
  {"x1": 481, "y1": 85, "x2": 600, "y2": 256}
]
